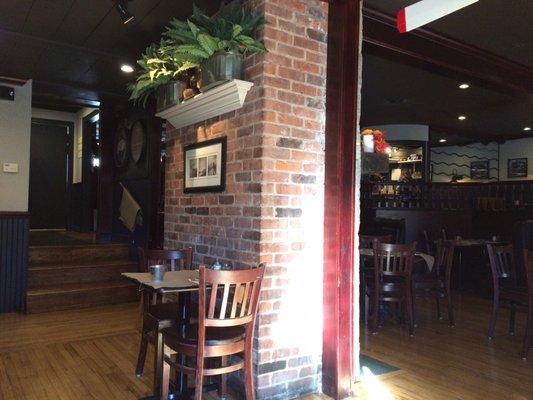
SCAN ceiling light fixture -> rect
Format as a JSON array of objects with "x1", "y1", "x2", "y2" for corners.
[
  {"x1": 439, "y1": 139, "x2": 447, "y2": 143},
  {"x1": 115, "y1": 1, "x2": 134, "y2": 25},
  {"x1": 121, "y1": 64, "x2": 134, "y2": 73},
  {"x1": 524, "y1": 127, "x2": 531, "y2": 131},
  {"x1": 459, "y1": 83, "x2": 470, "y2": 89},
  {"x1": 458, "y1": 115, "x2": 466, "y2": 120}
]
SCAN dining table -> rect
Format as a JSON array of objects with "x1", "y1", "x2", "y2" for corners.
[
  {"x1": 122, "y1": 269, "x2": 211, "y2": 400},
  {"x1": 360, "y1": 248, "x2": 435, "y2": 271}
]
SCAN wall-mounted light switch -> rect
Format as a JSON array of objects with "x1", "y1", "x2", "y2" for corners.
[{"x1": 3, "y1": 163, "x2": 19, "y2": 173}]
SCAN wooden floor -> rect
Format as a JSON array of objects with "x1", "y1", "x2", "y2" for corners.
[{"x1": 0, "y1": 294, "x2": 531, "y2": 399}]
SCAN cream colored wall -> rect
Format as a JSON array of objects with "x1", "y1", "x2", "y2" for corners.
[{"x1": 0, "y1": 81, "x2": 32, "y2": 212}]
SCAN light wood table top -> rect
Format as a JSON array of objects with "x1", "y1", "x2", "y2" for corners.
[{"x1": 122, "y1": 270, "x2": 199, "y2": 292}]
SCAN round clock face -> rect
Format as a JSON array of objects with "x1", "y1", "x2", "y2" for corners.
[
  {"x1": 130, "y1": 121, "x2": 146, "y2": 164},
  {"x1": 114, "y1": 126, "x2": 128, "y2": 168}
]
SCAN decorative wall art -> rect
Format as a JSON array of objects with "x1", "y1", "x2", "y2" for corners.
[
  {"x1": 508, "y1": 158, "x2": 528, "y2": 178},
  {"x1": 130, "y1": 120, "x2": 146, "y2": 164},
  {"x1": 184, "y1": 137, "x2": 226, "y2": 193},
  {"x1": 470, "y1": 160, "x2": 489, "y2": 180}
]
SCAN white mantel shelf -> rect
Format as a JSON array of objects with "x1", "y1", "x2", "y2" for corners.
[{"x1": 156, "y1": 79, "x2": 254, "y2": 129}]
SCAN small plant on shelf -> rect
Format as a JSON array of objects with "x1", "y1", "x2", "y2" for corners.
[{"x1": 128, "y1": 1, "x2": 267, "y2": 109}]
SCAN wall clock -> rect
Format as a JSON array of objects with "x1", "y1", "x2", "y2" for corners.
[
  {"x1": 130, "y1": 120, "x2": 146, "y2": 164},
  {"x1": 114, "y1": 125, "x2": 129, "y2": 168}
]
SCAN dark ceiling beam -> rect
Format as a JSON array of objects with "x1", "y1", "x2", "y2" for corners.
[
  {"x1": 0, "y1": 27, "x2": 135, "y2": 62},
  {"x1": 361, "y1": 7, "x2": 533, "y2": 95}
]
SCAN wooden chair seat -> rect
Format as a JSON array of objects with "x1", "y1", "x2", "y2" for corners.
[{"x1": 163, "y1": 325, "x2": 245, "y2": 346}]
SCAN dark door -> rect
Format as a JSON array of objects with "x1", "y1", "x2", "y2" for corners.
[{"x1": 29, "y1": 121, "x2": 71, "y2": 229}]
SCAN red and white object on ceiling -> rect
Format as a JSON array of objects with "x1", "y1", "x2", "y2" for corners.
[{"x1": 397, "y1": 0, "x2": 479, "y2": 33}]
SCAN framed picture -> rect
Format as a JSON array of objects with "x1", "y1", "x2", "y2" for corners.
[
  {"x1": 470, "y1": 160, "x2": 489, "y2": 180},
  {"x1": 507, "y1": 158, "x2": 528, "y2": 178},
  {"x1": 184, "y1": 137, "x2": 226, "y2": 193}
]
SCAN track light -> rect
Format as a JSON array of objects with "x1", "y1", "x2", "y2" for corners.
[{"x1": 115, "y1": 1, "x2": 134, "y2": 25}]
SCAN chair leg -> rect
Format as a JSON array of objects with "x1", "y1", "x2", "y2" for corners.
[
  {"x1": 509, "y1": 302, "x2": 516, "y2": 335},
  {"x1": 153, "y1": 330, "x2": 164, "y2": 397},
  {"x1": 406, "y1": 286, "x2": 415, "y2": 337},
  {"x1": 521, "y1": 308, "x2": 533, "y2": 360},
  {"x1": 135, "y1": 332, "x2": 149, "y2": 377},
  {"x1": 436, "y1": 293, "x2": 442, "y2": 320},
  {"x1": 411, "y1": 291, "x2": 418, "y2": 328},
  {"x1": 161, "y1": 346, "x2": 171, "y2": 400},
  {"x1": 371, "y1": 291, "x2": 379, "y2": 334},
  {"x1": 488, "y1": 296, "x2": 499, "y2": 339},
  {"x1": 219, "y1": 356, "x2": 228, "y2": 399},
  {"x1": 195, "y1": 355, "x2": 204, "y2": 400},
  {"x1": 244, "y1": 338, "x2": 255, "y2": 400},
  {"x1": 364, "y1": 292, "x2": 370, "y2": 325},
  {"x1": 446, "y1": 289, "x2": 455, "y2": 327}
]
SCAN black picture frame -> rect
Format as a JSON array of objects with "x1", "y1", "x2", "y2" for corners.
[
  {"x1": 470, "y1": 160, "x2": 489, "y2": 180},
  {"x1": 507, "y1": 158, "x2": 528, "y2": 178},
  {"x1": 183, "y1": 137, "x2": 226, "y2": 193}
]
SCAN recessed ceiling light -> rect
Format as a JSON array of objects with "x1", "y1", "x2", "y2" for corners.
[
  {"x1": 439, "y1": 139, "x2": 447, "y2": 143},
  {"x1": 459, "y1": 83, "x2": 470, "y2": 89},
  {"x1": 121, "y1": 64, "x2": 134, "y2": 73},
  {"x1": 458, "y1": 115, "x2": 466, "y2": 120},
  {"x1": 524, "y1": 126, "x2": 531, "y2": 131}
]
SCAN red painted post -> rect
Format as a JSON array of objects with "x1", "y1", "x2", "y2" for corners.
[{"x1": 322, "y1": 0, "x2": 362, "y2": 398}]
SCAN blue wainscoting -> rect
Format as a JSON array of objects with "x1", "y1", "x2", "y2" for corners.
[{"x1": 0, "y1": 212, "x2": 29, "y2": 313}]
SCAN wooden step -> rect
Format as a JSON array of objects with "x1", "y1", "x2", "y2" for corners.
[
  {"x1": 28, "y1": 261, "x2": 138, "y2": 288},
  {"x1": 29, "y1": 243, "x2": 130, "y2": 267},
  {"x1": 25, "y1": 281, "x2": 140, "y2": 314}
]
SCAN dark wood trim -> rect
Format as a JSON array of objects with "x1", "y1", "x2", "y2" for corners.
[
  {"x1": 96, "y1": 101, "x2": 116, "y2": 239},
  {"x1": 361, "y1": 7, "x2": 533, "y2": 95},
  {"x1": 0, "y1": 212, "x2": 30, "y2": 217},
  {"x1": 322, "y1": 0, "x2": 360, "y2": 398}
]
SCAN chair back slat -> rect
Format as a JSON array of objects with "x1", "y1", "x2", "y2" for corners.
[
  {"x1": 373, "y1": 242, "x2": 416, "y2": 279},
  {"x1": 199, "y1": 264, "x2": 265, "y2": 328},
  {"x1": 487, "y1": 243, "x2": 516, "y2": 281},
  {"x1": 138, "y1": 247, "x2": 193, "y2": 272},
  {"x1": 208, "y1": 283, "x2": 219, "y2": 319},
  {"x1": 434, "y1": 240, "x2": 455, "y2": 277},
  {"x1": 239, "y1": 282, "x2": 251, "y2": 318}
]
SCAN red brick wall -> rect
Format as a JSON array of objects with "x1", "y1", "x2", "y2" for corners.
[{"x1": 164, "y1": 1, "x2": 328, "y2": 397}]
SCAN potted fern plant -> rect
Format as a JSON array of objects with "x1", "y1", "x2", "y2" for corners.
[{"x1": 128, "y1": 1, "x2": 266, "y2": 109}]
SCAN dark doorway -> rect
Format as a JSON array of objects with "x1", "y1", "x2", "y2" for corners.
[{"x1": 29, "y1": 119, "x2": 73, "y2": 230}]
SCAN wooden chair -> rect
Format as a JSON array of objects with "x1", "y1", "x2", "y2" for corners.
[
  {"x1": 521, "y1": 249, "x2": 533, "y2": 360},
  {"x1": 161, "y1": 264, "x2": 265, "y2": 400},
  {"x1": 135, "y1": 247, "x2": 193, "y2": 396},
  {"x1": 359, "y1": 234, "x2": 393, "y2": 323},
  {"x1": 368, "y1": 242, "x2": 417, "y2": 336},
  {"x1": 412, "y1": 240, "x2": 455, "y2": 326},
  {"x1": 486, "y1": 243, "x2": 527, "y2": 339}
]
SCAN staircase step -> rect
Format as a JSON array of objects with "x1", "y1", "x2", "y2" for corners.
[
  {"x1": 26, "y1": 282, "x2": 140, "y2": 314},
  {"x1": 28, "y1": 261, "x2": 138, "y2": 288},
  {"x1": 29, "y1": 243, "x2": 130, "y2": 267}
]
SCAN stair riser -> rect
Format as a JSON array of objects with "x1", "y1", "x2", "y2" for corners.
[
  {"x1": 26, "y1": 285, "x2": 140, "y2": 314},
  {"x1": 28, "y1": 264, "x2": 137, "y2": 288},
  {"x1": 29, "y1": 245, "x2": 130, "y2": 266}
]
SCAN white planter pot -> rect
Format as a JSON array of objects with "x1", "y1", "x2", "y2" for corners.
[{"x1": 362, "y1": 135, "x2": 374, "y2": 153}]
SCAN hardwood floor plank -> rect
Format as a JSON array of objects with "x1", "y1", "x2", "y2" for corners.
[{"x1": 0, "y1": 294, "x2": 531, "y2": 399}]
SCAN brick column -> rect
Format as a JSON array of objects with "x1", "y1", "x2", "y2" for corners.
[{"x1": 164, "y1": 1, "x2": 328, "y2": 398}]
